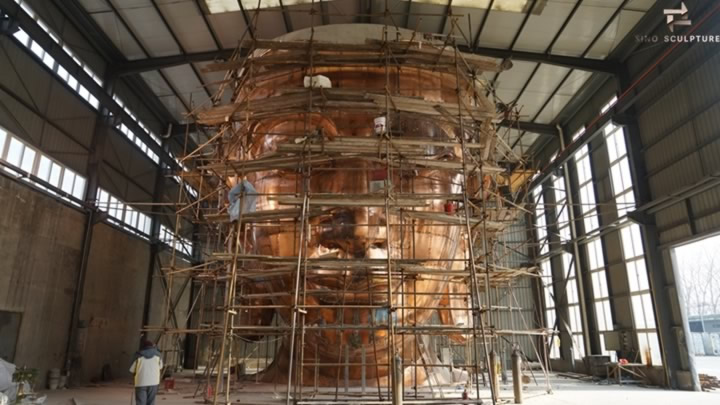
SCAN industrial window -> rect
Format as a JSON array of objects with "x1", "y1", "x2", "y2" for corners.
[
  {"x1": 552, "y1": 172, "x2": 583, "y2": 359},
  {"x1": 620, "y1": 223, "x2": 661, "y2": 365},
  {"x1": 573, "y1": 145, "x2": 599, "y2": 233},
  {"x1": 604, "y1": 123, "x2": 636, "y2": 218},
  {"x1": 96, "y1": 187, "x2": 152, "y2": 237},
  {"x1": 600, "y1": 95, "x2": 661, "y2": 366},
  {"x1": 620, "y1": 220, "x2": 653, "y2": 353},
  {"x1": 173, "y1": 157, "x2": 198, "y2": 199},
  {"x1": 159, "y1": 224, "x2": 194, "y2": 257},
  {"x1": 601, "y1": 96, "x2": 618, "y2": 114},
  {"x1": 0, "y1": 126, "x2": 86, "y2": 204},
  {"x1": 533, "y1": 186, "x2": 549, "y2": 255},
  {"x1": 552, "y1": 175, "x2": 571, "y2": 243},
  {"x1": 586, "y1": 238, "x2": 617, "y2": 360},
  {"x1": 11, "y1": 1, "x2": 101, "y2": 111},
  {"x1": 561, "y1": 252, "x2": 585, "y2": 360},
  {"x1": 113, "y1": 96, "x2": 161, "y2": 164},
  {"x1": 540, "y1": 259, "x2": 560, "y2": 359}
]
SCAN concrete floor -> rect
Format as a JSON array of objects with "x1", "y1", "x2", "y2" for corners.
[{"x1": 40, "y1": 373, "x2": 719, "y2": 405}]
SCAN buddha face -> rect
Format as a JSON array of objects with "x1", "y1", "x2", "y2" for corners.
[{"x1": 235, "y1": 66, "x2": 476, "y2": 385}]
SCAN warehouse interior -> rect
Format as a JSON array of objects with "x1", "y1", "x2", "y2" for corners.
[{"x1": 1, "y1": 0, "x2": 720, "y2": 404}]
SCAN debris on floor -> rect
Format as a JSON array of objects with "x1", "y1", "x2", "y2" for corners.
[
  {"x1": 556, "y1": 372, "x2": 594, "y2": 381},
  {"x1": 699, "y1": 374, "x2": 719, "y2": 391}
]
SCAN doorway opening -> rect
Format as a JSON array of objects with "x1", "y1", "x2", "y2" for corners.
[{"x1": 672, "y1": 234, "x2": 720, "y2": 388}]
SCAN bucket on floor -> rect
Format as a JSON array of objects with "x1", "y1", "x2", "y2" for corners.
[
  {"x1": 58, "y1": 375, "x2": 68, "y2": 389},
  {"x1": 48, "y1": 368, "x2": 61, "y2": 390},
  {"x1": 164, "y1": 377, "x2": 175, "y2": 390}
]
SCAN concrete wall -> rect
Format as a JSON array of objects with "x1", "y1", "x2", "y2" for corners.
[
  {"x1": 0, "y1": 174, "x2": 154, "y2": 386},
  {"x1": 0, "y1": 174, "x2": 84, "y2": 385},
  {"x1": 145, "y1": 250, "x2": 192, "y2": 369},
  {"x1": 73, "y1": 222, "x2": 151, "y2": 383}
]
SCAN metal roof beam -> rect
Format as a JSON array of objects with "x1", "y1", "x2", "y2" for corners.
[
  {"x1": 458, "y1": 45, "x2": 621, "y2": 75},
  {"x1": 114, "y1": 46, "x2": 618, "y2": 76},
  {"x1": 499, "y1": 120, "x2": 558, "y2": 136},
  {"x1": 113, "y1": 49, "x2": 238, "y2": 76}
]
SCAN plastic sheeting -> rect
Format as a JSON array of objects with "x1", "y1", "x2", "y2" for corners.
[
  {"x1": 0, "y1": 359, "x2": 17, "y2": 402},
  {"x1": 228, "y1": 180, "x2": 257, "y2": 222}
]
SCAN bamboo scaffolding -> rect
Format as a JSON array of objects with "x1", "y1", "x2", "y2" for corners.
[{"x1": 148, "y1": 7, "x2": 554, "y2": 405}]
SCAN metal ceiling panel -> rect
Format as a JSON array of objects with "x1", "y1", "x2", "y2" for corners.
[
  {"x1": 255, "y1": 8, "x2": 291, "y2": 39},
  {"x1": 515, "y1": 90, "x2": 554, "y2": 121},
  {"x1": 553, "y1": 69, "x2": 591, "y2": 103},
  {"x1": 625, "y1": 0, "x2": 655, "y2": 13},
  {"x1": 289, "y1": 4, "x2": 325, "y2": 32},
  {"x1": 523, "y1": 64, "x2": 571, "y2": 96},
  {"x1": 373, "y1": 0, "x2": 408, "y2": 26},
  {"x1": 77, "y1": 0, "x2": 112, "y2": 13},
  {"x1": 552, "y1": 2, "x2": 622, "y2": 57},
  {"x1": 408, "y1": 2, "x2": 443, "y2": 36},
  {"x1": 513, "y1": 132, "x2": 539, "y2": 156},
  {"x1": 161, "y1": 64, "x2": 204, "y2": 104},
  {"x1": 140, "y1": 71, "x2": 186, "y2": 122},
  {"x1": 206, "y1": 12, "x2": 250, "y2": 48},
  {"x1": 475, "y1": 10, "x2": 527, "y2": 49},
  {"x1": 139, "y1": 70, "x2": 174, "y2": 99},
  {"x1": 86, "y1": 3, "x2": 146, "y2": 59},
  {"x1": 194, "y1": 61, "x2": 225, "y2": 96},
  {"x1": 514, "y1": 64, "x2": 570, "y2": 122},
  {"x1": 441, "y1": 7, "x2": 488, "y2": 41},
  {"x1": 585, "y1": 8, "x2": 645, "y2": 59},
  {"x1": 492, "y1": 60, "x2": 538, "y2": 101},
  {"x1": 411, "y1": 0, "x2": 538, "y2": 13},
  {"x1": 110, "y1": 0, "x2": 181, "y2": 57},
  {"x1": 329, "y1": 0, "x2": 362, "y2": 25},
  {"x1": 157, "y1": 0, "x2": 218, "y2": 52},
  {"x1": 71, "y1": 0, "x2": 663, "y2": 158},
  {"x1": 530, "y1": 68, "x2": 592, "y2": 125},
  {"x1": 512, "y1": 0, "x2": 576, "y2": 53},
  {"x1": 533, "y1": 93, "x2": 571, "y2": 124},
  {"x1": 107, "y1": 0, "x2": 151, "y2": 9}
]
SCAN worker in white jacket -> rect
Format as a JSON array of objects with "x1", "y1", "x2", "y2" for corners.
[{"x1": 129, "y1": 340, "x2": 163, "y2": 405}]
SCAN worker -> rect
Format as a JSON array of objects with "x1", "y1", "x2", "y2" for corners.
[{"x1": 129, "y1": 340, "x2": 163, "y2": 405}]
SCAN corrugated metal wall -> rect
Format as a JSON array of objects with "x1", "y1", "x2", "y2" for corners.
[
  {"x1": 634, "y1": 43, "x2": 720, "y2": 247},
  {"x1": 493, "y1": 216, "x2": 538, "y2": 359}
]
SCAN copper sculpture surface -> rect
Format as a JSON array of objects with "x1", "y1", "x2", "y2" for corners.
[{"x1": 190, "y1": 25, "x2": 516, "y2": 390}]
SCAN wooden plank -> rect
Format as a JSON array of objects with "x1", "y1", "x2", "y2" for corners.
[{"x1": 273, "y1": 196, "x2": 429, "y2": 208}]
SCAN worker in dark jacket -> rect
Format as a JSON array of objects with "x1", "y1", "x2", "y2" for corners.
[{"x1": 129, "y1": 340, "x2": 163, "y2": 405}]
